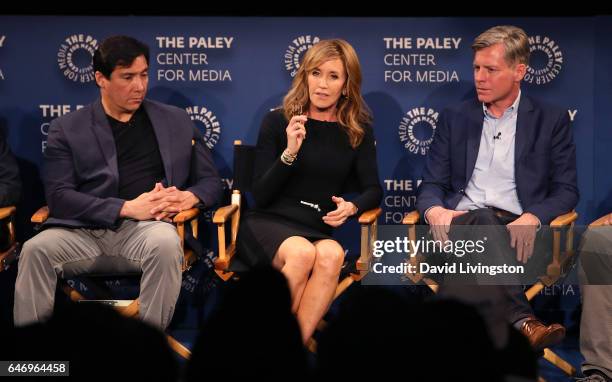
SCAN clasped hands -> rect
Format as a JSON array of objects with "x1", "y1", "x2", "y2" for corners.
[{"x1": 120, "y1": 182, "x2": 199, "y2": 222}]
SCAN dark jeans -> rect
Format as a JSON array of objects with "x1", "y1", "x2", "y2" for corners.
[{"x1": 441, "y1": 208, "x2": 534, "y2": 324}]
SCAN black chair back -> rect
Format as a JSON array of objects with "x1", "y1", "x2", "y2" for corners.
[{"x1": 233, "y1": 143, "x2": 257, "y2": 193}]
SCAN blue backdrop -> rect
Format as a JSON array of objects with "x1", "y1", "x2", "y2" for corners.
[{"x1": 0, "y1": 17, "x2": 608, "y2": 341}]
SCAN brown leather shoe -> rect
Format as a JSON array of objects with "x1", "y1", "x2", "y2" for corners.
[{"x1": 520, "y1": 317, "x2": 566, "y2": 350}]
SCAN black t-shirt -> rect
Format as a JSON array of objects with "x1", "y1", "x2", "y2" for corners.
[{"x1": 107, "y1": 107, "x2": 165, "y2": 200}]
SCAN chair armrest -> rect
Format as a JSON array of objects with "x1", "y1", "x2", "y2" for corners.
[
  {"x1": 589, "y1": 213, "x2": 611, "y2": 227},
  {"x1": 173, "y1": 208, "x2": 199, "y2": 223},
  {"x1": 31, "y1": 206, "x2": 49, "y2": 224},
  {"x1": 550, "y1": 211, "x2": 578, "y2": 228},
  {"x1": 358, "y1": 207, "x2": 382, "y2": 224},
  {"x1": 212, "y1": 204, "x2": 239, "y2": 224},
  {"x1": 402, "y1": 210, "x2": 421, "y2": 225},
  {"x1": 0, "y1": 206, "x2": 16, "y2": 220}
]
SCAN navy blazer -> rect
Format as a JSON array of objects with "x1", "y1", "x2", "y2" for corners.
[
  {"x1": 44, "y1": 99, "x2": 222, "y2": 228},
  {"x1": 416, "y1": 95, "x2": 578, "y2": 225}
]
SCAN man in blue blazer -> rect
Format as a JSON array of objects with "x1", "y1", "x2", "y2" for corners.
[
  {"x1": 14, "y1": 36, "x2": 222, "y2": 329},
  {"x1": 416, "y1": 25, "x2": 578, "y2": 350}
]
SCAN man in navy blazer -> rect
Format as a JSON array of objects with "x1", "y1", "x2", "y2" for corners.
[
  {"x1": 417, "y1": 95, "x2": 578, "y2": 228},
  {"x1": 416, "y1": 26, "x2": 578, "y2": 350},
  {"x1": 14, "y1": 36, "x2": 222, "y2": 329}
]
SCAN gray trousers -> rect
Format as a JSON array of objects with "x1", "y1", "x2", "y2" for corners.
[
  {"x1": 14, "y1": 219, "x2": 183, "y2": 330},
  {"x1": 578, "y1": 227, "x2": 612, "y2": 378}
]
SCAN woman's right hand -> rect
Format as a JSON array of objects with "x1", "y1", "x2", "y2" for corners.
[{"x1": 285, "y1": 115, "x2": 308, "y2": 155}]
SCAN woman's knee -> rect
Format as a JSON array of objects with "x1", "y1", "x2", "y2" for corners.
[
  {"x1": 314, "y1": 241, "x2": 345, "y2": 276},
  {"x1": 281, "y1": 240, "x2": 316, "y2": 270}
]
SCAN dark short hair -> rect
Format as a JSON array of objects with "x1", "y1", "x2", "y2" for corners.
[{"x1": 93, "y1": 35, "x2": 150, "y2": 79}]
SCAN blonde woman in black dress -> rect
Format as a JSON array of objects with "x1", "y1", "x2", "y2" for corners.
[{"x1": 237, "y1": 39, "x2": 382, "y2": 343}]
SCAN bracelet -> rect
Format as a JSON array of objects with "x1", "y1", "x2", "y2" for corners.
[{"x1": 281, "y1": 149, "x2": 297, "y2": 166}]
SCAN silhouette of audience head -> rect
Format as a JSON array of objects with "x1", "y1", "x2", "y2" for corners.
[
  {"x1": 185, "y1": 266, "x2": 309, "y2": 380},
  {"x1": 317, "y1": 285, "x2": 506, "y2": 381},
  {"x1": 2, "y1": 301, "x2": 177, "y2": 381}
]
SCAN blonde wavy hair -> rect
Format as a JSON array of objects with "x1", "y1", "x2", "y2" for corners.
[
  {"x1": 282, "y1": 39, "x2": 372, "y2": 149},
  {"x1": 472, "y1": 25, "x2": 530, "y2": 67}
]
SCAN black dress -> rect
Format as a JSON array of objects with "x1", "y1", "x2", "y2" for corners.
[{"x1": 234, "y1": 109, "x2": 382, "y2": 269}]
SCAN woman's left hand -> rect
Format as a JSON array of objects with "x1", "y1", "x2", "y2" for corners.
[{"x1": 323, "y1": 196, "x2": 357, "y2": 227}]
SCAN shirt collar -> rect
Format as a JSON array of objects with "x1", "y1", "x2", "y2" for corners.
[{"x1": 483, "y1": 90, "x2": 521, "y2": 119}]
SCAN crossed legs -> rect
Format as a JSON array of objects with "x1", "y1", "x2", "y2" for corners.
[{"x1": 272, "y1": 236, "x2": 344, "y2": 343}]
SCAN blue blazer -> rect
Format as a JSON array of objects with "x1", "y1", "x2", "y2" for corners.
[
  {"x1": 416, "y1": 95, "x2": 578, "y2": 225},
  {"x1": 44, "y1": 99, "x2": 222, "y2": 228}
]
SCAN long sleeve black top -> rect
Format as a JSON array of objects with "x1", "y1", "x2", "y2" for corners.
[{"x1": 251, "y1": 109, "x2": 382, "y2": 234}]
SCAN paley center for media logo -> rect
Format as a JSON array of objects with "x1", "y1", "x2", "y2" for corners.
[
  {"x1": 524, "y1": 35, "x2": 563, "y2": 85},
  {"x1": 185, "y1": 105, "x2": 221, "y2": 150},
  {"x1": 57, "y1": 34, "x2": 98, "y2": 83},
  {"x1": 398, "y1": 106, "x2": 439, "y2": 156},
  {"x1": 284, "y1": 35, "x2": 320, "y2": 77}
]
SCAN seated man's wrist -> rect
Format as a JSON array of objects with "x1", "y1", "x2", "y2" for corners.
[
  {"x1": 425, "y1": 205, "x2": 443, "y2": 224},
  {"x1": 185, "y1": 191, "x2": 201, "y2": 209},
  {"x1": 119, "y1": 200, "x2": 132, "y2": 218},
  {"x1": 521, "y1": 212, "x2": 541, "y2": 230},
  {"x1": 349, "y1": 201, "x2": 358, "y2": 216}
]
